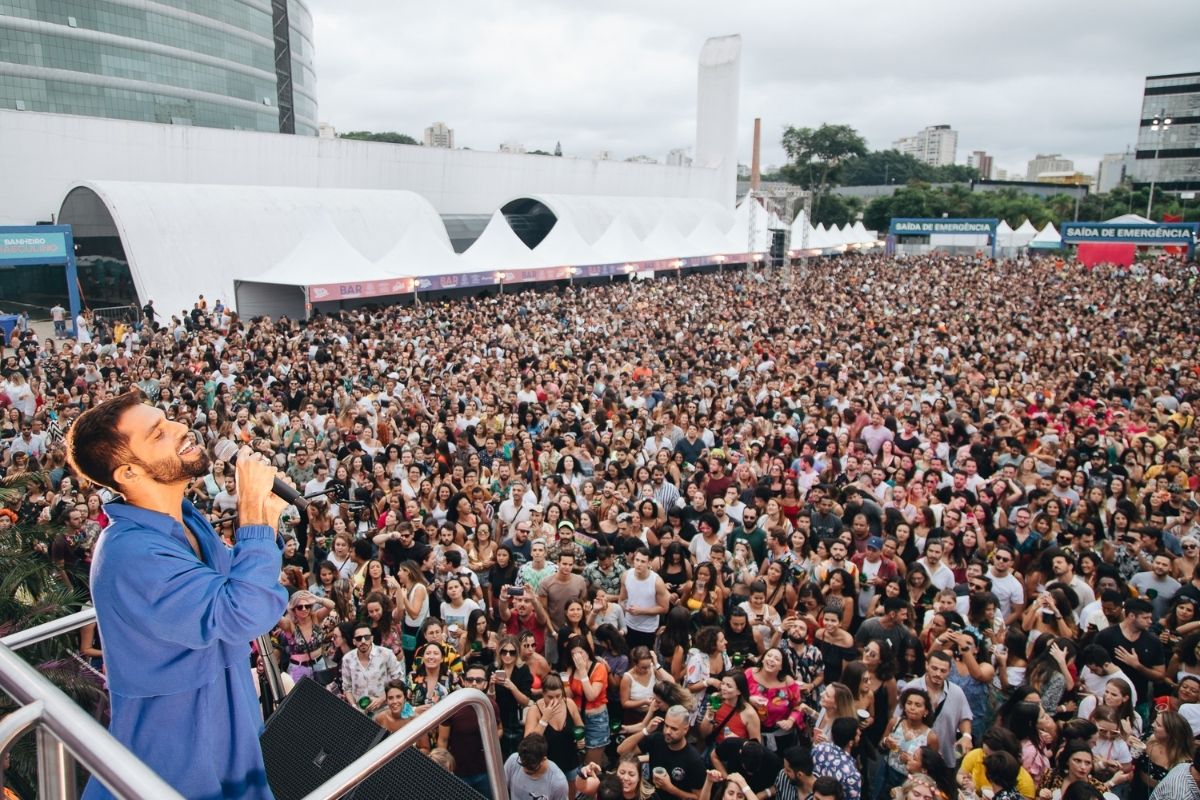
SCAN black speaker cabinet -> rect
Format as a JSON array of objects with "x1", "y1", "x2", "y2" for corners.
[{"x1": 260, "y1": 678, "x2": 487, "y2": 800}]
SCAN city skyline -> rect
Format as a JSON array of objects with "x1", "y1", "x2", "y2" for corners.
[{"x1": 310, "y1": 0, "x2": 1197, "y2": 178}]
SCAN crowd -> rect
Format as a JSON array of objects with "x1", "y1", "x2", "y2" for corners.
[{"x1": 4, "y1": 252, "x2": 1200, "y2": 800}]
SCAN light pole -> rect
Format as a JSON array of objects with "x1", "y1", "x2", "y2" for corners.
[
  {"x1": 713, "y1": 255, "x2": 725, "y2": 274},
  {"x1": 1147, "y1": 110, "x2": 1173, "y2": 219},
  {"x1": 495, "y1": 271, "x2": 505, "y2": 295}
]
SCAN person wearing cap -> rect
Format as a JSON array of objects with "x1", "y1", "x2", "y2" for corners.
[
  {"x1": 548, "y1": 520, "x2": 587, "y2": 567},
  {"x1": 851, "y1": 535, "x2": 897, "y2": 618}
]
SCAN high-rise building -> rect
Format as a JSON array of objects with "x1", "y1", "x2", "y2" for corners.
[
  {"x1": 0, "y1": 1, "x2": 317, "y2": 134},
  {"x1": 423, "y1": 121, "x2": 454, "y2": 149},
  {"x1": 1133, "y1": 72, "x2": 1200, "y2": 192},
  {"x1": 318, "y1": 122, "x2": 337, "y2": 140},
  {"x1": 893, "y1": 124, "x2": 958, "y2": 166},
  {"x1": 1026, "y1": 154, "x2": 1074, "y2": 181},
  {"x1": 667, "y1": 147, "x2": 693, "y2": 167},
  {"x1": 1096, "y1": 150, "x2": 1134, "y2": 194},
  {"x1": 499, "y1": 141, "x2": 526, "y2": 154},
  {"x1": 967, "y1": 150, "x2": 994, "y2": 179}
]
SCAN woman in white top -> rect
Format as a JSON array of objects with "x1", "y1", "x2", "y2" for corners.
[
  {"x1": 618, "y1": 646, "x2": 671, "y2": 724},
  {"x1": 439, "y1": 575, "x2": 481, "y2": 630}
]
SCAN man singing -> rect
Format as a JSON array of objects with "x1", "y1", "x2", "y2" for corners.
[{"x1": 66, "y1": 391, "x2": 288, "y2": 800}]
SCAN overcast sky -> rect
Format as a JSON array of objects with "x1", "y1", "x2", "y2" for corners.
[{"x1": 310, "y1": 0, "x2": 1198, "y2": 178}]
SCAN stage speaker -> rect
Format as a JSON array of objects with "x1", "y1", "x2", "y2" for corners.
[
  {"x1": 260, "y1": 678, "x2": 488, "y2": 800},
  {"x1": 260, "y1": 677, "x2": 384, "y2": 800}
]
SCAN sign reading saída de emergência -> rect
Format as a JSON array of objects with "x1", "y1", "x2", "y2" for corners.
[
  {"x1": 888, "y1": 219, "x2": 998, "y2": 236},
  {"x1": 1060, "y1": 222, "x2": 1197, "y2": 245}
]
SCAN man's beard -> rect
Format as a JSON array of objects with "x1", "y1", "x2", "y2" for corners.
[{"x1": 136, "y1": 449, "x2": 212, "y2": 484}]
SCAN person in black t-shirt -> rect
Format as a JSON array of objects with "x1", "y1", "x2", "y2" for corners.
[
  {"x1": 1093, "y1": 597, "x2": 1165, "y2": 713},
  {"x1": 617, "y1": 705, "x2": 706, "y2": 800}
]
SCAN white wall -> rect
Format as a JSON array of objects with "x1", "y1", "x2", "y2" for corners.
[
  {"x1": 695, "y1": 35, "x2": 742, "y2": 208},
  {"x1": 0, "y1": 109, "x2": 725, "y2": 226}
]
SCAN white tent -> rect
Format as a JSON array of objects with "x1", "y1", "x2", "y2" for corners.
[
  {"x1": 375, "y1": 221, "x2": 462, "y2": 278},
  {"x1": 59, "y1": 181, "x2": 454, "y2": 316},
  {"x1": 688, "y1": 219, "x2": 736, "y2": 258},
  {"x1": 589, "y1": 215, "x2": 649, "y2": 265},
  {"x1": 1029, "y1": 222, "x2": 1062, "y2": 249},
  {"x1": 640, "y1": 218, "x2": 695, "y2": 261},
  {"x1": 732, "y1": 198, "x2": 773, "y2": 251},
  {"x1": 1105, "y1": 213, "x2": 1154, "y2": 225},
  {"x1": 1011, "y1": 219, "x2": 1038, "y2": 247},
  {"x1": 236, "y1": 214, "x2": 405, "y2": 318},
  {"x1": 851, "y1": 221, "x2": 871, "y2": 244},
  {"x1": 463, "y1": 210, "x2": 536, "y2": 271},
  {"x1": 994, "y1": 220, "x2": 1015, "y2": 248},
  {"x1": 529, "y1": 218, "x2": 595, "y2": 267}
]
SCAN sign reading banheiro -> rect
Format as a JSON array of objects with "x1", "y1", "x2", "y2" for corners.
[
  {"x1": 888, "y1": 218, "x2": 998, "y2": 236},
  {"x1": 1060, "y1": 222, "x2": 1197, "y2": 245},
  {"x1": 0, "y1": 231, "x2": 68, "y2": 259}
]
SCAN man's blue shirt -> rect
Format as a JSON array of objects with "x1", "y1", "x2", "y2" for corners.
[{"x1": 82, "y1": 500, "x2": 287, "y2": 800}]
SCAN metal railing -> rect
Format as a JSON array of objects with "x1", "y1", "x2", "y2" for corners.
[{"x1": 0, "y1": 609, "x2": 507, "y2": 800}]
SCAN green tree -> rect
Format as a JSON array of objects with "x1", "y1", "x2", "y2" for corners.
[
  {"x1": 0, "y1": 472, "x2": 102, "y2": 795},
  {"x1": 839, "y1": 150, "x2": 935, "y2": 186},
  {"x1": 811, "y1": 194, "x2": 863, "y2": 228},
  {"x1": 338, "y1": 131, "x2": 419, "y2": 145},
  {"x1": 780, "y1": 123, "x2": 868, "y2": 219}
]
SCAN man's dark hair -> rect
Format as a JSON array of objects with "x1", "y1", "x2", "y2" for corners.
[
  {"x1": 830, "y1": 716, "x2": 858, "y2": 748},
  {"x1": 353, "y1": 539, "x2": 372, "y2": 560},
  {"x1": 883, "y1": 596, "x2": 906, "y2": 614},
  {"x1": 927, "y1": 649, "x2": 954, "y2": 667},
  {"x1": 517, "y1": 732, "x2": 548, "y2": 769},
  {"x1": 65, "y1": 390, "x2": 145, "y2": 491},
  {"x1": 782, "y1": 744, "x2": 813, "y2": 775},
  {"x1": 812, "y1": 776, "x2": 844, "y2": 800},
  {"x1": 1079, "y1": 644, "x2": 1110, "y2": 668},
  {"x1": 444, "y1": 550, "x2": 463, "y2": 568},
  {"x1": 1124, "y1": 597, "x2": 1153, "y2": 616},
  {"x1": 980, "y1": 726, "x2": 1020, "y2": 757},
  {"x1": 984, "y1": 751, "x2": 1020, "y2": 791}
]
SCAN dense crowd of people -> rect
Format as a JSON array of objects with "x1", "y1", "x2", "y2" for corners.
[{"x1": 4, "y1": 252, "x2": 1200, "y2": 800}]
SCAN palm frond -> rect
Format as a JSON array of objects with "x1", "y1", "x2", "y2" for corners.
[{"x1": 0, "y1": 469, "x2": 49, "y2": 506}]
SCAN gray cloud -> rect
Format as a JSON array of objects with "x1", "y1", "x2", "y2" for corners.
[{"x1": 309, "y1": 0, "x2": 1198, "y2": 179}]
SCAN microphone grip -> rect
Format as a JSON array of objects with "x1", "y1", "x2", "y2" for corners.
[
  {"x1": 213, "y1": 440, "x2": 309, "y2": 512},
  {"x1": 272, "y1": 476, "x2": 310, "y2": 512}
]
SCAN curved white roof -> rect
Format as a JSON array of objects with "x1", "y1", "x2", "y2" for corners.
[{"x1": 59, "y1": 181, "x2": 449, "y2": 317}]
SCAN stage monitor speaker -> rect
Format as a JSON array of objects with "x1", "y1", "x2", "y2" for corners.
[
  {"x1": 260, "y1": 677, "x2": 384, "y2": 800},
  {"x1": 260, "y1": 678, "x2": 488, "y2": 800}
]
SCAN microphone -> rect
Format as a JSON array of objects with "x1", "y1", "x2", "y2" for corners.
[{"x1": 212, "y1": 440, "x2": 310, "y2": 512}]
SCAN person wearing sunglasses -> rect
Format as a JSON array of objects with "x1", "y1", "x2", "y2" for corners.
[
  {"x1": 340, "y1": 624, "x2": 404, "y2": 715},
  {"x1": 493, "y1": 635, "x2": 535, "y2": 759},
  {"x1": 437, "y1": 664, "x2": 503, "y2": 798}
]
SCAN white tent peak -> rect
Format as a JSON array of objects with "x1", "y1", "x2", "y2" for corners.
[
  {"x1": 246, "y1": 214, "x2": 387, "y2": 287},
  {"x1": 463, "y1": 210, "x2": 535, "y2": 270},
  {"x1": 376, "y1": 221, "x2": 461, "y2": 278},
  {"x1": 1105, "y1": 213, "x2": 1154, "y2": 225}
]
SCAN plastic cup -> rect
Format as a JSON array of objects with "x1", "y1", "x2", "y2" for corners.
[
  {"x1": 709, "y1": 694, "x2": 722, "y2": 712},
  {"x1": 653, "y1": 767, "x2": 668, "y2": 780},
  {"x1": 573, "y1": 726, "x2": 586, "y2": 742}
]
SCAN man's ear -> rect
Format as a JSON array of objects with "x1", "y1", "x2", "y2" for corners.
[{"x1": 110, "y1": 462, "x2": 140, "y2": 494}]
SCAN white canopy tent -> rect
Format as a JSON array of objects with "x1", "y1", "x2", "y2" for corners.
[
  {"x1": 235, "y1": 215, "x2": 407, "y2": 318},
  {"x1": 462, "y1": 210, "x2": 538, "y2": 272},
  {"x1": 994, "y1": 220, "x2": 1015, "y2": 248},
  {"x1": 1011, "y1": 219, "x2": 1039, "y2": 247},
  {"x1": 1029, "y1": 222, "x2": 1062, "y2": 249}
]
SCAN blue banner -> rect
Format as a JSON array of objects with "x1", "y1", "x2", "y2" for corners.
[
  {"x1": 0, "y1": 231, "x2": 67, "y2": 261},
  {"x1": 1060, "y1": 222, "x2": 1197, "y2": 245},
  {"x1": 889, "y1": 218, "x2": 998, "y2": 236}
]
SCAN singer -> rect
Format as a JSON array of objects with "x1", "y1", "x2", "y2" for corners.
[{"x1": 65, "y1": 391, "x2": 288, "y2": 800}]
